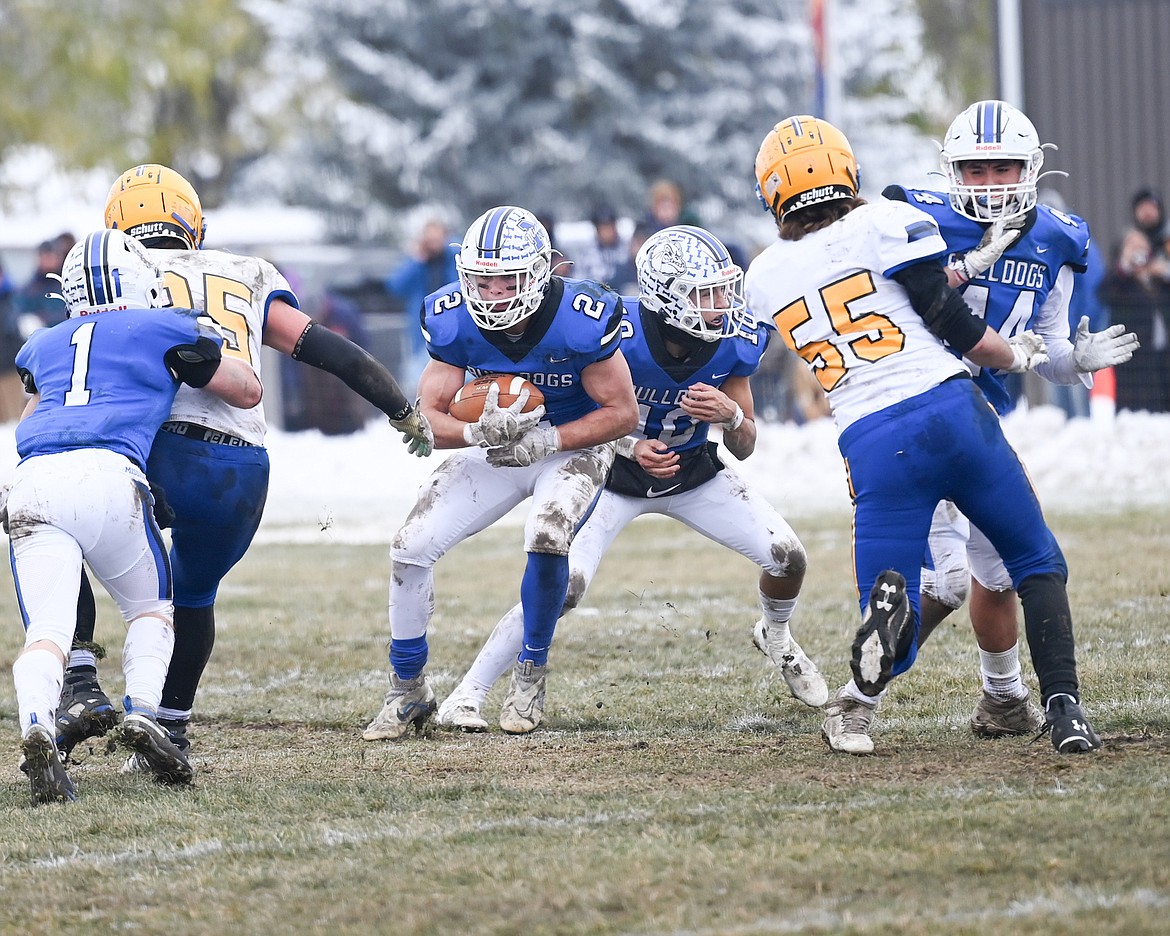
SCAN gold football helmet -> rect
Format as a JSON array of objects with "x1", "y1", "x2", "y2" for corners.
[
  {"x1": 104, "y1": 164, "x2": 206, "y2": 249},
  {"x1": 754, "y1": 116, "x2": 859, "y2": 221}
]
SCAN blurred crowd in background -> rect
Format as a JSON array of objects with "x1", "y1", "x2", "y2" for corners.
[{"x1": 3, "y1": 179, "x2": 1170, "y2": 435}]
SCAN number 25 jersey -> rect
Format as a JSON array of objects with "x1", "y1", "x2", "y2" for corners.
[{"x1": 150, "y1": 248, "x2": 298, "y2": 445}]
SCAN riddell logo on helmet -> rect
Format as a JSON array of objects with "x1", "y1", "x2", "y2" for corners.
[{"x1": 975, "y1": 144, "x2": 1003, "y2": 151}]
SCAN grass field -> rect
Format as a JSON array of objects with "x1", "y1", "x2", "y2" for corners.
[{"x1": 2, "y1": 509, "x2": 1169, "y2": 935}]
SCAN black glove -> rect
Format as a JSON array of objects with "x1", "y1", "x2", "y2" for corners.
[{"x1": 150, "y1": 480, "x2": 176, "y2": 529}]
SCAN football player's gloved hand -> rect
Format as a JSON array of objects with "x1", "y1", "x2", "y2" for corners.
[
  {"x1": 462, "y1": 383, "x2": 545, "y2": 448},
  {"x1": 949, "y1": 220, "x2": 1021, "y2": 283},
  {"x1": 1073, "y1": 316, "x2": 1141, "y2": 373},
  {"x1": 1004, "y1": 330, "x2": 1050, "y2": 373},
  {"x1": 149, "y1": 480, "x2": 175, "y2": 529},
  {"x1": 390, "y1": 403, "x2": 434, "y2": 458},
  {"x1": 486, "y1": 426, "x2": 561, "y2": 468}
]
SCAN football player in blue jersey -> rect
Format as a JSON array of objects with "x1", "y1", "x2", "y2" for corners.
[
  {"x1": 52, "y1": 165, "x2": 432, "y2": 767},
  {"x1": 748, "y1": 114, "x2": 1100, "y2": 755},
  {"x1": 362, "y1": 206, "x2": 639, "y2": 739},
  {"x1": 433, "y1": 225, "x2": 827, "y2": 732},
  {"x1": 882, "y1": 101, "x2": 1138, "y2": 739},
  {"x1": 8, "y1": 230, "x2": 262, "y2": 804}
]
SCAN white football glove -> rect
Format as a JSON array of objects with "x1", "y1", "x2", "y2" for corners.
[
  {"x1": 1004, "y1": 331, "x2": 1050, "y2": 373},
  {"x1": 486, "y1": 426, "x2": 561, "y2": 468},
  {"x1": 949, "y1": 220, "x2": 1021, "y2": 283},
  {"x1": 1073, "y1": 316, "x2": 1141, "y2": 373},
  {"x1": 462, "y1": 383, "x2": 545, "y2": 448},
  {"x1": 389, "y1": 404, "x2": 434, "y2": 458}
]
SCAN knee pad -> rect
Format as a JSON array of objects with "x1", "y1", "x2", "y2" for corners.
[{"x1": 920, "y1": 563, "x2": 970, "y2": 610}]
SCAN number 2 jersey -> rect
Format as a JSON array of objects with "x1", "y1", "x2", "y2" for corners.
[
  {"x1": 745, "y1": 198, "x2": 970, "y2": 433},
  {"x1": 15, "y1": 308, "x2": 222, "y2": 470},
  {"x1": 421, "y1": 276, "x2": 624, "y2": 425},
  {"x1": 149, "y1": 248, "x2": 298, "y2": 445},
  {"x1": 884, "y1": 186, "x2": 1091, "y2": 413}
]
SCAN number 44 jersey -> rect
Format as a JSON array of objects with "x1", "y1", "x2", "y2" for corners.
[
  {"x1": 745, "y1": 199, "x2": 970, "y2": 433},
  {"x1": 149, "y1": 248, "x2": 298, "y2": 445}
]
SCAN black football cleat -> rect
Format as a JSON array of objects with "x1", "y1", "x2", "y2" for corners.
[
  {"x1": 850, "y1": 570, "x2": 913, "y2": 697},
  {"x1": 1042, "y1": 694, "x2": 1102, "y2": 753}
]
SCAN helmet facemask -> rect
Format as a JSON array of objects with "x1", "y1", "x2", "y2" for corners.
[
  {"x1": 456, "y1": 207, "x2": 552, "y2": 331},
  {"x1": 636, "y1": 225, "x2": 751, "y2": 342}
]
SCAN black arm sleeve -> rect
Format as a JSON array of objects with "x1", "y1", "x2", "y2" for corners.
[
  {"x1": 291, "y1": 321, "x2": 413, "y2": 421},
  {"x1": 164, "y1": 336, "x2": 223, "y2": 388},
  {"x1": 890, "y1": 261, "x2": 988, "y2": 355}
]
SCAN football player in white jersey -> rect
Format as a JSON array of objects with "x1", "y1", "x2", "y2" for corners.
[
  {"x1": 435, "y1": 225, "x2": 826, "y2": 732},
  {"x1": 883, "y1": 101, "x2": 1137, "y2": 738},
  {"x1": 11, "y1": 230, "x2": 261, "y2": 803},
  {"x1": 746, "y1": 115, "x2": 1100, "y2": 755},
  {"x1": 56, "y1": 165, "x2": 433, "y2": 764}
]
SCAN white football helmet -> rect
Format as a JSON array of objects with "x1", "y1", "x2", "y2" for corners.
[
  {"x1": 456, "y1": 206, "x2": 552, "y2": 330},
  {"x1": 941, "y1": 100, "x2": 1047, "y2": 222},
  {"x1": 58, "y1": 229, "x2": 165, "y2": 318},
  {"x1": 636, "y1": 225, "x2": 751, "y2": 341}
]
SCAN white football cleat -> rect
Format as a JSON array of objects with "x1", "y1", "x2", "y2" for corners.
[
  {"x1": 499, "y1": 661, "x2": 547, "y2": 735},
  {"x1": 436, "y1": 694, "x2": 489, "y2": 733},
  {"x1": 822, "y1": 687, "x2": 878, "y2": 755},
  {"x1": 752, "y1": 620, "x2": 829, "y2": 707},
  {"x1": 362, "y1": 673, "x2": 436, "y2": 741}
]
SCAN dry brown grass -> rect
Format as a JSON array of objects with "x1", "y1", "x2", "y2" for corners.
[{"x1": 2, "y1": 510, "x2": 1169, "y2": 935}]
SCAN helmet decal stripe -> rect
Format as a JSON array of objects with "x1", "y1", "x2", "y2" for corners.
[
  {"x1": 84, "y1": 230, "x2": 114, "y2": 307},
  {"x1": 478, "y1": 206, "x2": 512, "y2": 259},
  {"x1": 680, "y1": 225, "x2": 731, "y2": 264},
  {"x1": 978, "y1": 100, "x2": 1003, "y2": 143}
]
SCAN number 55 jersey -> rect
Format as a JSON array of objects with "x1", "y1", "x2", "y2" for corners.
[{"x1": 745, "y1": 198, "x2": 969, "y2": 432}]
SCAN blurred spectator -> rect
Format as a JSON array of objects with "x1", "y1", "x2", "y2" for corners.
[
  {"x1": 281, "y1": 288, "x2": 375, "y2": 435},
  {"x1": 0, "y1": 256, "x2": 27, "y2": 421},
  {"x1": 610, "y1": 222, "x2": 653, "y2": 296},
  {"x1": 1099, "y1": 187, "x2": 1170, "y2": 412},
  {"x1": 12, "y1": 236, "x2": 72, "y2": 336},
  {"x1": 572, "y1": 204, "x2": 627, "y2": 286},
  {"x1": 642, "y1": 179, "x2": 700, "y2": 232},
  {"x1": 384, "y1": 217, "x2": 458, "y2": 394}
]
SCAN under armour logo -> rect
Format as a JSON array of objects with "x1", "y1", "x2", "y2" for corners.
[
  {"x1": 1072, "y1": 718, "x2": 1088, "y2": 732},
  {"x1": 874, "y1": 582, "x2": 898, "y2": 612}
]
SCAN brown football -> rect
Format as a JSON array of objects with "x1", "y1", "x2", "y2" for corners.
[{"x1": 448, "y1": 374, "x2": 545, "y2": 422}]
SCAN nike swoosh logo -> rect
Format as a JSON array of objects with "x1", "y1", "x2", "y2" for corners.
[
  {"x1": 709, "y1": 372, "x2": 730, "y2": 381},
  {"x1": 1037, "y1": 247, "x2": 1048, "y2": 254},
  {"x1": 549, "y1": 355, "x2": 570, "y2": 364},
  {"x1": 645, "y1": 483, "x2": 682, "y2": 498}
]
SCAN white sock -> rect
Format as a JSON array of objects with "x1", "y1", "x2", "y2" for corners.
[
  {"x1": 122, "y1": 616, "x2": 175, "y2": 713},
  {"x1": 979, "y1": 644, "x2": 1027, "y2": 700},
  {"x1": 456, "y1": 603, "x2": 526, "y2": 705},
  {"x1": 759, "y1": 594, "x2": 798, "y2": 646},
  {"x1": 841, "y1": 679, "x2": 883, "y2": 707},
  {"x1": 12, "y1": 648, "x2": 64, "y2": 737}
]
